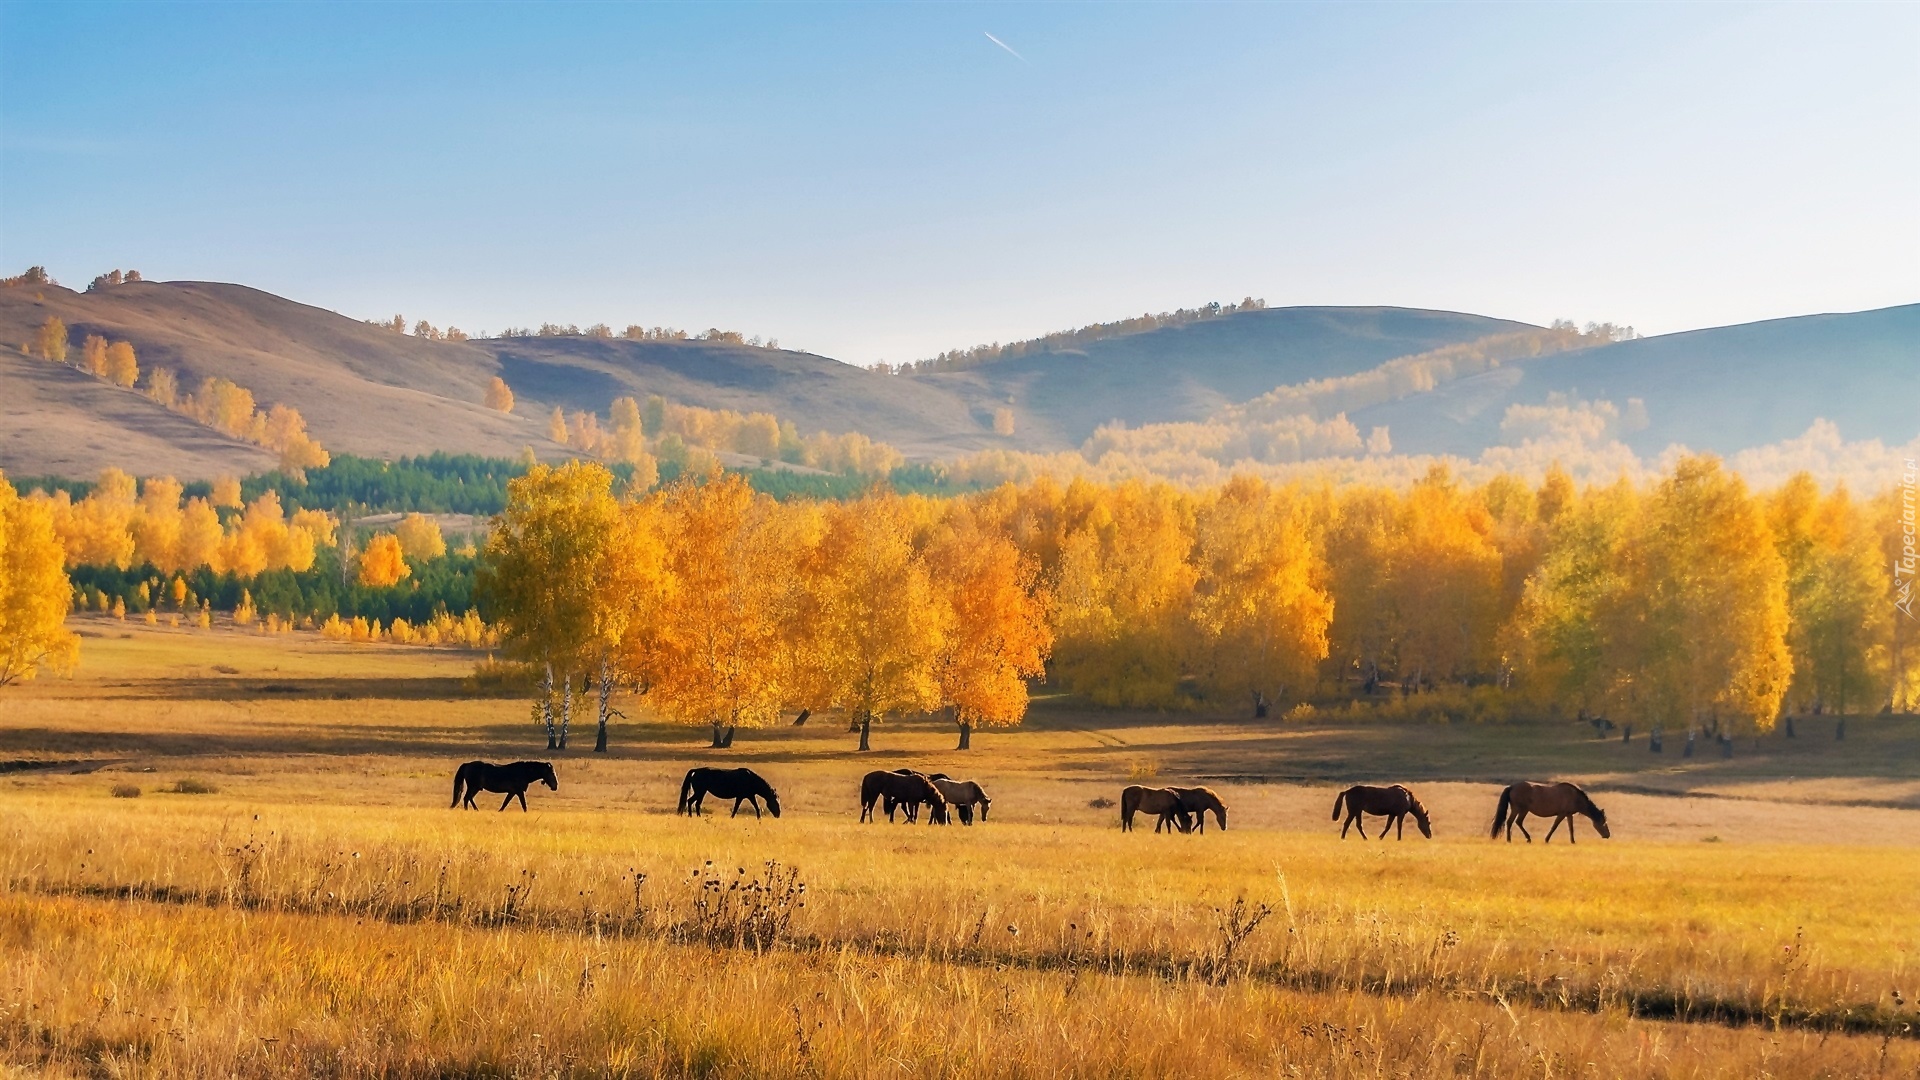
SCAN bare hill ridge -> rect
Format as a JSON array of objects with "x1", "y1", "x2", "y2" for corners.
[{"x1": 1, "y1": 277, "x2": 1912, "y2": 480}]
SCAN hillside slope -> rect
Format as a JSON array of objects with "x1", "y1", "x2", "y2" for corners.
[
  {"x1": 910, "y1": 306, "x2": 1536, "y2": 448},
  {"x1": 0, "y1": 282, "x2": 1526, "y2": 477},
  {"x1": 3, "y1": 276, "x2": 1909, "y2": 482},
  {"x1": 1354, "y1": 304, "x2": 1920, "y2": 457}
]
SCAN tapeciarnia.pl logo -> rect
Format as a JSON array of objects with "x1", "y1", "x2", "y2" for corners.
[{"x1": 1898, "y1": 457, "x2": 1916, "y2": 620}]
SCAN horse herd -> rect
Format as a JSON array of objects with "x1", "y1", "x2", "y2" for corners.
[{"x1": 450, "y1": 760, "x2": 1613, "y2": 843}]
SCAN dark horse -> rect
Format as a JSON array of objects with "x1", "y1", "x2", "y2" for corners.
[
  {"x1": 678, "y1": 767, "x2": 782, "y2": 819},
  {"x1": 1119, "y1": 786, "x2": 1191, "y2": 833},
  {"x1": 861, "y1": 769, "x2": 948, "y2": 824},
  {"x1": 451, "y1": 760, "x2": 558, "y2": 812},
  {"x1": 1331, "y1": 784, "x2": 1432, "y2": 839},
  {"x1": 1172, "y1": 787, "x2": 1229, "y2": 833},
  {"x1": 1491, "y1": 781, "x2": 1610, "y2": 843},
  {"x1": 886, "y1": 770, "x2": 991, "y2": 825}
]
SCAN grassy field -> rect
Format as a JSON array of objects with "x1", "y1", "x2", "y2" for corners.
[{"x1": 1, "y1": 619, "x2": 1916, "y2": 1077}]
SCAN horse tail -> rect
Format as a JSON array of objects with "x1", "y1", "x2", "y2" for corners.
[
  {"x1": 678, "y1": 769, "x2": 698, "y2": 814},
  {"x1": 1120, "y1": 786, "x2": 1139, "y2": 830},
  {"x1": 451, "y1": 763, "x2": 468, "y2": 808},
  {"x1": 1491, "y1": 786, "x2": 1513, "y2": 839},
  {"x1": 1331, "y1": 788, "x2": 1347, "y2": 821}
]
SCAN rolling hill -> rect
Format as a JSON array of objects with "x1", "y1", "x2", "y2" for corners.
[
  {"x1": 1352, "y1": 303, "x2": 1920, "y2": 458},
  {"x1": 0, "y1": 275, "x2": 1913, "y2": 482}
]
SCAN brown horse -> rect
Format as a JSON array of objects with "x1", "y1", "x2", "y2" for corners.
[
  {"x1": 926, "y1": 773, "x2": 991, "y2": 825},
  {"x1": 1491, "y1": 781, "x2": 1610, "y2": 843},
  {"x1": 861, "y1": 770, "x2": 949, "y2": 824},
  {"x1": 1171, "y1": 786, "x2": 1229, "y2": 832},
  {"x1": 1119, "y1": 785, "x2": 1191, "y2": 833},
  {"x1": 1331, "y1": 784, "x2": 1431, "y2": 839}
]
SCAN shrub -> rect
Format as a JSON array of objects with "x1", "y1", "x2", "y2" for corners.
[
  {"x1": 109, "y1": 783, "x2": 141, "y2": 799},
  {"x1": 168, "y1": 778, "x2": 217, "y2": 795}
]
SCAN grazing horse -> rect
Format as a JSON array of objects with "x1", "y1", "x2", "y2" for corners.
[
  {"x1": 1171, "y1": 787, "x2": 1229, "y2": 833},
  {"x1": 451, "y1": 760, "x2": 558, "y2": 812},
  {"x1": 678, "y1": 767, "x2": 782, "y2": 819},
  {"x1": 926, "y1": 773, "x2": 991, "y2": 825},
  {"x1": 1119, "y1": 785, "x2": 1191, "y2": 833},
  {"x1": 861, "y1": 770, "x2": 949, "y2": 824},
  {"x1": 1491, "y1": 781, "x2": 1610, "y2": 843},
  {"x1": 1331, "y1": 784, "x2": 1432, "y2": 839}
]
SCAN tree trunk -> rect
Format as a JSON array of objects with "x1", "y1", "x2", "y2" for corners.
[
  {"x1": 710, "y1": 721, "x2": 727, "y2": 748},
  {"x1": 1836, "y1": 716, "x2": 1846, "y2": 741},
  {"x1": 558, "y1": 673, "x2": 572, "y2": 750},
  {"x1": 594, "y1": 659, "x2": 612, "y2": 753},
  {"x1": 956, "y1": 719, "x2": 971, "y2": 750},
  {"x1": 542, "y1": 662, "x2": 557, "y2": 750},
  {"x1": 857, "y1": 713, "x2": 872, "y2": 752},
  {"x1": 1784, "y1": 715, "x2": 1795, "y2": 738},
  {"x1": 792, "y1": 709, "x2": 810, "y2": 726},
  {"x1": 1252, "y1": 692, "x2": 1268, "y2": 719}
]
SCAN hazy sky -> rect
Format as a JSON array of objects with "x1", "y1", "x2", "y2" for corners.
[{"x1": 3, "y1": 2, "x2": 1915, "y2": 364}]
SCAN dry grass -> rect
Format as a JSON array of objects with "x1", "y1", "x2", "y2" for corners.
[{"x1": 1, "y1": 625, "x2": 1917, "y2": 1076}]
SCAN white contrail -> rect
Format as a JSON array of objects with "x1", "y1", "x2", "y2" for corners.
[{"x1": 984, "y1": 32, "x2": 1027, "y2": 63}]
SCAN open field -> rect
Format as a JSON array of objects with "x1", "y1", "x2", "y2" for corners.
[{"x1": 1, "y1": 621, "x2": 1917, "y2": 1077}]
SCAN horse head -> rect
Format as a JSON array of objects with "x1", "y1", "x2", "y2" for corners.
[
  {"x1": 539, "y1": 763, "x2": 559, "y2": 791},
  {"x1": 1410, "y1": 799, "x2": 1434, "y2": 838},
  {"x1": 1590, "y1": 806, "x2": 1610, "y2": 838},
  {"x1": 763, "y1": 787, "x2": 782, "y2": 818}
]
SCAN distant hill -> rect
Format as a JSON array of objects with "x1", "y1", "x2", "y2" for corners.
[
  {"x1": 905, "y1": 306, "x2": 1537, "y2": 449},
  {"x1": 1351, "y1": 304, "x2": 1920, "y2": 457},
  {"x1": 0, "y1": 276, "x2": 1912, "y2": 482}
]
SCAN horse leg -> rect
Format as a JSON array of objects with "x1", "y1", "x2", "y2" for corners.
[
  {"x1": 731, "y1": 797, "x2": 743, "y2": 818},
  {"x1": 1544, "y1": 816, "x2": 1563, "y2": 843},
  {"x1": 517, "y1": 791, "x2": 529, "y2": 812},
  {"x1": 1396, "y1": 814, "x2": 1405, "y2": 840},
  {"x1": 1515, "y1": 814, "x2": 1532, "y2": 843},
  {"x1": 1566, "y1": 816, "x2": 1576, "y2": 844},
  {"x1": 1355, "y1": 816, "x2": 1369, "y2": 840},
  {"x1": 499, "y1": 791, "x2": 515, "y2": 812},
  {"x1": 1341, "y1": 813, "x2": 1353, "y2": 839},
  {"x1": 752, "y1": 797, "x2": 763, "y2": 820}
]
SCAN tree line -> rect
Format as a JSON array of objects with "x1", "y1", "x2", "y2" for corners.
[
  {"x1": 877, "y1": 297, "x2": 1269, "y2": 376},
  {"x1": 478, "y1": 457, "x2": 1911, "y2": 755}
]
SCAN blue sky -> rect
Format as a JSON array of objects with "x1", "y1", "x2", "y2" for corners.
[{"x1": 2, "y1": 2, "x2": 1914, "y2": 364}]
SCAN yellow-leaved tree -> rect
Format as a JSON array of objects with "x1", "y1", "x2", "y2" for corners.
[
  {"x1": 0, "y1": 471, "x2": 80, "y2": 686},
  {"x1": 34, "y1": 317, "x2": 67, "y2": 363},
  {"x1": 1511, "y1": 477, "x2": 1636, "y2": 717},
  {"x1": 1389, "y1": 466, "x2": 1503, "y2": 689},
  {"x1": 1321, "y1": 486, "x2": 1399, "y2": 691},
  {"x1": 395, "y1": 513, "x2": 446, "y2": 562},
  {"x1": 478, "y1": 461, "x2": 619, "y2": 749},
  {"x1": 1601, "y1": 456, "x2": 1791, "y2": 740},
  {"x1": 356, "y1": 533, "x2": 411, "y2": 588},
  {"x1": 485, "y1": 376, "x2": 515, "y2": 413},
  {"x1": 651, "y1": 473, "x2": 792, "y2": 747},
  {"x1": 926, "y1": 505, "x2": 1052, "y2": 749},
  {"x1": 1770, "y1": 474, "x2": 1888, "y2": 736},
  {"x1": 82, "y1": 335, "x2": 109, "y2": 377},
  {"x1": 104, "y1": 341, "x2": 138, "y2": 388},
  {"x1": 1188, "y1": 475, "x2": 1333, "y2": 714},
  {"x1": 1050, "y1": 480, "x2": 1197, "y2": 707},
  {"x1": 594, "y1": 495, "x2": 671, "y2": 751},
  {"x1": 816, "y1": 492, "x2": 944, "y2": 750}
]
